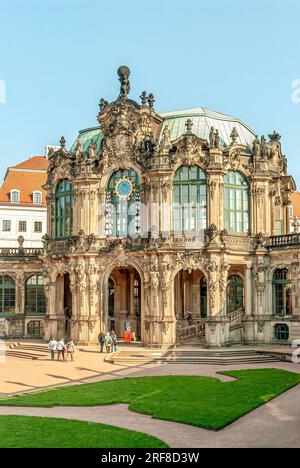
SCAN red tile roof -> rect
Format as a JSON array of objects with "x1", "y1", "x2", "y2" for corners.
[
  {"x1": 12, "y1": 155, "x2": 48, "y2": 170},
  {"x1": 0, "y1": 156, "x2": 48, "y2": 205}
]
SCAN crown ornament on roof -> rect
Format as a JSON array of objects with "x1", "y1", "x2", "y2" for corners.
[{"x1": 268, "y1": 131, "x2": 281, "y2": 142}]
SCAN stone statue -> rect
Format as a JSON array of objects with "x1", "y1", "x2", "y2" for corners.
[
  {"x1": 17, "y1": 235, "x2": 25, "y2": 254},
  {"x1": 252, "y1": 136, "x2": 261, "y2": 158},
  {"x1": 186, "y1": 119, "x2": 193, "y2": 133},
  {"x1": 117, "y1": 66, "x2": 131, "y2": 101},
  {"x1": 88, "y1": 141, "x2": 97, "y2": 159},
  {"x1": 230, "y1": 127, "x2": 239, "y2": 145},
  {"x1": 140, "y1": 91, "x2": 148, "y2": 107},
  {"x1": 159, "y1": 125, "x2": 172, "y2": 154},
  {"x1": 261, "y1": 135, "x2": 268, "y2": 159},
  {"x1": 209, "y1": 126, "x2": 215, "y2": 147},
  {"x1": 148, "y1": 93, "x2": 155, "y2": 109},
  {"x1": 214, "y1": 130, "x2": 220, "y2": 149},
  {"x1": 99, "y1": 98, "x2": 108, "y2": 113}
]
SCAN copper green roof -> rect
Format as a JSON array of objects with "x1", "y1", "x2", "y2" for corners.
[
  {"x1": 70, "y1": 107, "x2": 256, "y2": 153},
  {"x1": 160, "y1": 107, "x2": 256, "y2": 147},
  {"x1": 70, "y1": 127, "x2": 104, "y2": 154}
]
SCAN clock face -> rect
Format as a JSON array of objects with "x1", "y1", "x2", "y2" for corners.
[{"x1": 115, "y1": 177, "x2": 134, "y2": 200}]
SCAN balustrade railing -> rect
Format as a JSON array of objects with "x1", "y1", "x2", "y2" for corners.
[
  {"x1": 0, "y1": 247, "x2": 42, "y2": 257},
  {"x1": 228, "y1": 308, "x2": 245, "y2": 324},
  {"x1": 176, "y1": 319, "x2": 205, "y2": 343},
  {"x1": 267, "y1": 234, "x2": 300, "y2": 249}
]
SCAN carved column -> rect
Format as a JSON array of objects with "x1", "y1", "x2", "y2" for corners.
[
  {"x1": 73, "y1": 178, "x2": 99, "y2": 236},
  {"x1": 207, "y1": 172, "x2": 224, "y2": 231},
  {"x1": 244, "y1": 265, "x2": 253, "y2": 316}
]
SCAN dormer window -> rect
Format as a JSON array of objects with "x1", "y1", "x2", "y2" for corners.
[
  {"x1": 33, "y1": 191, "x2": 42, "y2": 204},
  {"x1": 10, "y1": 190, "x2": 20, "y2": 203}
]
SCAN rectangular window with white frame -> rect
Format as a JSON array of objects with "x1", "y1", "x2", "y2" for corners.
[
  {"x1": 19, "y1": 221, "x2": 27, "y2": 232},
  {"x1": 2, "y1": 220, "x2": 11, "y2": 232},
  {"x1": 34, "y1": 221, "x2": 42, "y2": 233}
]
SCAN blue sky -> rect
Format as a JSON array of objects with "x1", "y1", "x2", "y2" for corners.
[{"x1": 0, "y1": 0, "x2": 299, "y2": 186}]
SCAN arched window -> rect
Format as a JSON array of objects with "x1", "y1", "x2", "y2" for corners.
[
  {"x1": 134, "y1": 276, "x2": 141, "y2": 317},
  {"x1": 200, "y1": 276, "x2": 207, "y2": 318},
  {"x1": 272, "y1": 269, "x2": 293, "y2": 316},
  {"x1": 227, "y1": 275, "x2": 244, "y2": 314},
  {"x1": 224, "y1": 172, "x2": 249, "y2": 234},
  {"x1": 10, "y1": 190, "x2": 20, "y2": 203},
  {"x1": 25, "y1": 275, "x2": 46, "y2": 316},
  {"x1": 0, "y1": 276, "x2": 15, "y2": 314},
  {"x1": 106, "y1": 169, "x2": 140, "y2": 237},
  {"x1": 55, "y1": 180, "x2": 73, "y2": 239},
  {"x1": 33, "y1": 191, "x2": 42, "y2": 204},
  {"x1": 173, "y1": 166, "x2": 207, "y2": 235}
]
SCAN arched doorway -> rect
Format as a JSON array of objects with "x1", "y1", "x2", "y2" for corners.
[
  {"x1": 106, "y1": 266, "x2": 142, "y2": 340},
  {"x1": 174, "y1": 270, "x2": 207, "y2": 320}
]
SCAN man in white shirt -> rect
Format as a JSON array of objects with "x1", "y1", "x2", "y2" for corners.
[
  {"x1": 48, "y1": 338, "x2": 57, "y2": 361},
  {"x1": 56, "y1": 338, "x2": 66, "y2": 362}
]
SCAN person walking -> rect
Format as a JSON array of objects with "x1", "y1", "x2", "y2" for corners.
[
  {"x1": 57, "y1": 338, "x2": 66, "y2": 362},
  {"x1": 186, "y1": 310, "x2": 193, "y2": 326},
  {"x1": 111, "y1": 330, "x2": 118, "y2": 352},
  {"x1": 104, "y1": 332, "x2": 112, "y2": 353},
  {"x1": 48, "y1": 337, "x2": 57, "y2": 360},
  {"x1": 98, "y1": 331, "x2": 105, "y2": 353},
  {"x1": 66, "y1": 340, "x2": 75, "y2": 361}
]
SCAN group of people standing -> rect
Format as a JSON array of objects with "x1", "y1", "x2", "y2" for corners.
[
  {"x1": 98, "y1": 330, "x2": 118, "y2": 354},
  {"x1": 48, "y1": 338, "x2": 75, "y2": 362}
]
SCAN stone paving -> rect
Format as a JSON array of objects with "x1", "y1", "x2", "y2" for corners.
[
  {"x1": 1, "y1": 344, "x2": 300, "y2": 395},
  {"x1": 1, "y1": 342, "x2": 300, "y2": 447}
]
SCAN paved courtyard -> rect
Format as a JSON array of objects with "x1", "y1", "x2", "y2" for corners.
[
  {"x1": 1, "y1": 342, "x2": 300, "y2": 448},
  {"x1": 1, "y1": 343, "x2": 300, "y2": 396}
]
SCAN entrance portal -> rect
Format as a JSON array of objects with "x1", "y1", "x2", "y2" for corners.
[
  {"x1": 174, "y1": 270, "x2": 207, "y2": 320},
  {"x1": 107, "y1": 267, "x2": 141, "y2": 340}
]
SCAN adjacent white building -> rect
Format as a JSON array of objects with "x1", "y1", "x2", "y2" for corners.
[{"x1": 0, "y1": 156, "x2": 48, "y2": 248}]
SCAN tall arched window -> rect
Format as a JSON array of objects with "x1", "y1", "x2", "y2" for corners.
[
  {"x1": 173, "y1": 166, "x2": 207, "y2": 234},
  {"x1": 224, "y1": 171, "x2": 249, "y2": 234},
  {"x1": 106, "y1": 169, "x2": 140, "y2": 237},
  {"x1": 55, "y1": 180, "x2": 73, "y2": 239},
  {"x1": 227, "y1": 275, "x2": 244, "y2": 314},
  {"x1": 25, "y1": 275, "x2": 46, "y2": 316},
  {"x1": 272, "y1": 269, "x2": 293, "y2": 316},
  {"x1": 0, "y1": 275, "x2": 15, "y2": 314}
]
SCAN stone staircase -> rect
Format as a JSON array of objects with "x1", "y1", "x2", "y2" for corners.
[
  {"x1": 107, "y1": 348, "x2": 281, "y2": 366},
  {"x1": 4, "y1": 342, "x2": 49, "y2": 360}
]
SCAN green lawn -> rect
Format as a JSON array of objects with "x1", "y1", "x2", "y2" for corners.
[
  {"x1": 0, "y1": 416, "x2": 168, "y2": 448},
  {"x1": 1, "y1": 369, "x2": 299, "y2": 431}
]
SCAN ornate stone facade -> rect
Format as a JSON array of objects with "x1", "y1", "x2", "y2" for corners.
[{"x1": 1, "y1": 66, "x2": 300, "y2": 348}]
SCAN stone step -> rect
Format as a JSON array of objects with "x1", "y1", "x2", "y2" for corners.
[{"x1": 110, "y1": 355, "x2": 279, "y2": 365}]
